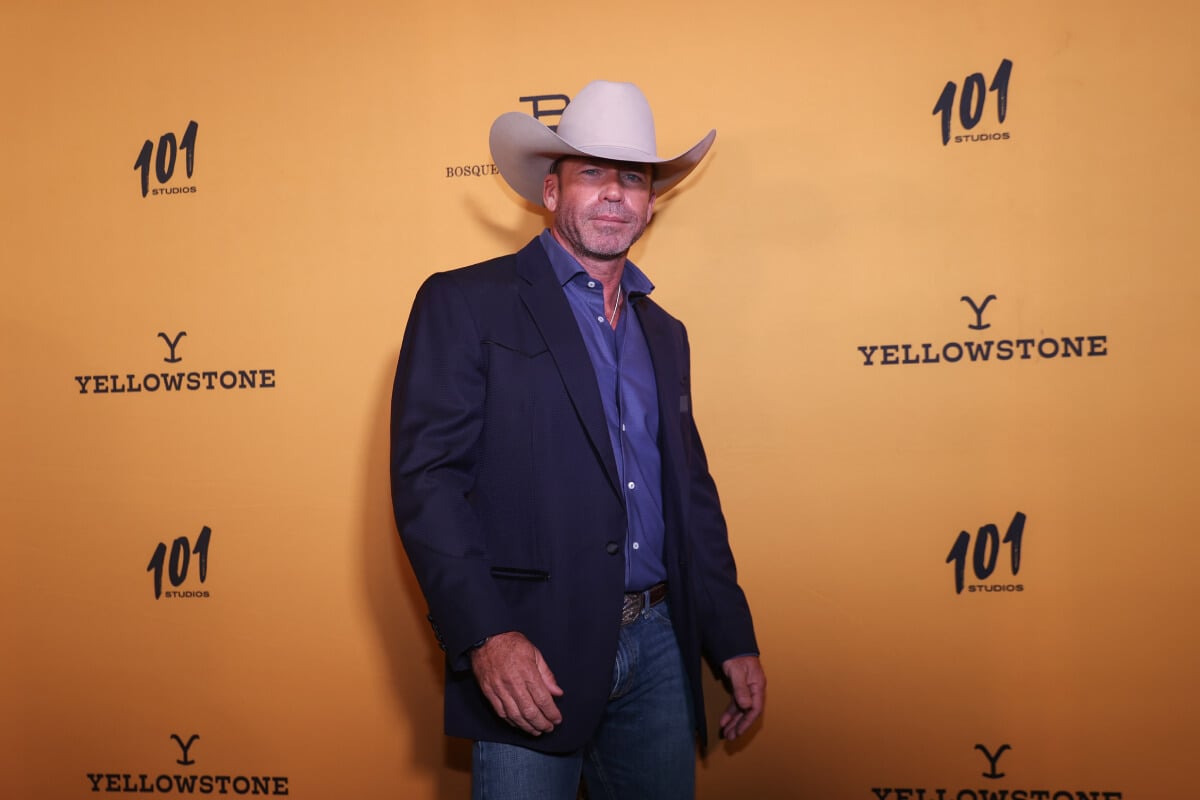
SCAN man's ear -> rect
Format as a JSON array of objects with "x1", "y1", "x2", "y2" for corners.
[{"x1": 543, "y1": 173, "x2": 559, "y2": 212}]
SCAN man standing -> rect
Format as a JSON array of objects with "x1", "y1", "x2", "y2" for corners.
[{"x1": 391, "y1": 80, "x2": 765, "y2": 799}]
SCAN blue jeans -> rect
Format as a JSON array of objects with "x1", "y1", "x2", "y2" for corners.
[{"x1": 472, "y1": 601, "x2": 695, "y2": 800}]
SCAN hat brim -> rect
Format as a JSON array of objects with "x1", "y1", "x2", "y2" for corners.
[{"x1": 489, "y1": 111, "x2": 716, "y2": 207}]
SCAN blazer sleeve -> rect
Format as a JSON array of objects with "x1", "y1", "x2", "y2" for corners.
[{"x1": 390, "y1": 271, "x2": 516, "y2": 670}]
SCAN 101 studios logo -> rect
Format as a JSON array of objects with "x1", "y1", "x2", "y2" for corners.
[
  {"x1": 933, "y1": 59, "x2": 1012, "y2": 146},
  {"x1": 147, "y1": 526, "x2": 211, "y2": 600},
  {"x1": 946, "y1": 512, "x2": 1026, "y2": 595},
  {"x1": 135, "y1": 121, "x2": 198, "y2": 198}
]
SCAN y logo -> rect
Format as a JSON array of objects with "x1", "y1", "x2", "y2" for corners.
[
  {"x1": 961, "y1": 295, "x2": 997, "y2": 330},
  {"x1": 158, "y1": 331, "x2": 187, "y2": 363},
  {"x1": 975, "y1": 743, "x2": 1011, "y2": 779},
  {"x1": 171, "y1": 734, "x2": 200, "y2": 766}
]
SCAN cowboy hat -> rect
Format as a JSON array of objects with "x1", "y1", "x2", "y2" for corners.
[{"x1": 489, "y1": 80, "x2": 716, "y2": 207}]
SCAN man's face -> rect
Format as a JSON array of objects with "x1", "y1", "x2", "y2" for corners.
[{"x1": 543, "y1": 157, "x2": 656, "y2": 264}]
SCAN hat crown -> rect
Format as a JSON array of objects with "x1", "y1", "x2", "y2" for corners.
[
  {"x1": 488, "y1": 79, "x2": 714, "y2": 207},
  {"x1": 556, "y1": 81, "x2": 659, "y2": 159}
]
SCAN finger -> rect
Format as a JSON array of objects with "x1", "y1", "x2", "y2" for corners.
[
  {"x1": 501, "y1": 689, "x2": 550, "y2": 736},
  {"x1": 719, "y1": 698, "x2": 743, "y2": 736},
  {"x1": 527, "y1": 690, "x2": 562, "y2": 728},
  {"x1": 516, "y1": 692, "x2": 557, "y2": 734},
  {"x1": 479, "y1": 684, "x2": 516, "y2": 728},
  {"x1": 733, "y1": 682, "x2": 764, "y2": 734},
  {"x1": 734, "y1": 690, "x2": 763, "y2": 734},
  {"x1": 521, "y1": 672, "x2": 562, "y2": 728},
  {"x1": 732, "y1": 680, "x2": 753, "y2": 711},
  {"x1": 482, "y1": 670, "x2": 547, "y2": 736},
  {"x1": 719, "y1": 696, "x2": 738, "y2": 725},
  {"x1": 719, "y1": 688, "x2": 763, "y2": 740},
  {"x1": 734, "y1": 707, "x2": 762, "y2": 737},
  {"x1": 501, "y1": 675, "x2": 558, "y2": 734}
]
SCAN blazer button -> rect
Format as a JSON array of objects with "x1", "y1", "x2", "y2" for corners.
[{"x1": 605, "y1": 542, "x2": 619, "y2": 555}]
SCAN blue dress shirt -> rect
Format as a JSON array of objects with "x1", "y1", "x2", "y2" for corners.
[{"x1": 538, "y1": 230, "x2": 666, "y2": 591}]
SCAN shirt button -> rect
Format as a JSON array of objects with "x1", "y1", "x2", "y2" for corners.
[
  {"x1": 627, "y1": 481, "x2": 636, "y2": 490},
  {"x1": 632, "y1": 542, "x2": 640, "y2": 550},
  {"x1": 605, "y1": 542, "x2": 619, "y2": 555},
  {"x1": 621, "y1": 423, "x2": 626, "y2": 432},
  {"x1": 596, "y1": 316, "x2": 605, "y2": 323},
  {"x1": 587, "y1": 281, "x2": 596, "y2": 288}
]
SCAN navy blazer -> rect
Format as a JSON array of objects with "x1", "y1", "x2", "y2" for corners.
[{"x1": 390, "y1": 237, "x2": 758, "y2": 751}]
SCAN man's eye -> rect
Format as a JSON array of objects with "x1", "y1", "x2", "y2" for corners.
[{"x1": 622, "y1": 173, "x2": 645, "y2": 183}]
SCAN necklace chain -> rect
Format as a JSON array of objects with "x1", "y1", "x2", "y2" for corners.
[{"x1": 607, "y1": 284, "x2": 623, "y2": 325}]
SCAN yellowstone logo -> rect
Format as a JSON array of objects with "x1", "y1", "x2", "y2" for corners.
[
  {"x1": 856, "y1": 296, "x2": 1108, "y2": 366},
  {"x1": 976, "y1": 744, "x2": 1011, "y2": 779},
  {"x1": 135, "y1": 121, "x2": 198, "y2": 198},
  {"x1": 870, "y1": 742, "x2": 1124, "y2": 799},
  {"x1": 933, "y1": 59, "x2": 1013, "y2": 146},
  {"x1": 171, "y1": 735, "x2": 199, "y2": 766},
  {"x1": 159, "y1": 331, "x2": 186, "y2": 363},
  {"x1": 73, "y1": 332, "x2": 277, "y2": 395},
  {"x1": 961, "y1": 295, "x2": 996, "y2": 330},
  {"x1": 85, "y1": 733, "x2": 290, "y2": 794}
]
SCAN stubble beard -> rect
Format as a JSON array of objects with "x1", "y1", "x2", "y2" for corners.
[{"x1": 556, "y1": 206, "x2": 647, "y2": 264}]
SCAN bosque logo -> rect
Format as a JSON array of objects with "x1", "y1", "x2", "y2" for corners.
[
  {"x1": 86, "y1": 733, "x2": 290, "y2": 795},
  {"x1": 446, "y1": 92, "x2": 570, "y2": 179},
  {"x1": 933, "y1": 59, "x2": 1012, "y2": 146},
  {"x1": 135, "y1": 121, "x2": 198, "y2": 198},
  {"x1": 519, "y1": 93, "x2": 570, "y2": 132},
  {"x1": 147, "y1": 526, "x2": 211, "y2": 600},
  {"x1": 871, "y1": 742, "x2": 1124, "y2": 799},
  {"x1": 74, "y1": 332, "x2": 277, "y2": 395},
  {"x1": 946, "y1": 512, "x2": 1026, "y2": 595},
  {"x1": 857, "y1": 296, "x2": 1108, "y2": 367}
]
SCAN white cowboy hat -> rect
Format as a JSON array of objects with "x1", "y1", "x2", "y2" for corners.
[{"x1": 489, "y1": 80, "x2": 717, "y2": 207}]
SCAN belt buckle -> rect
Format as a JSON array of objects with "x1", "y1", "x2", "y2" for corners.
[
  {"x1": 620, "y1": 592, "x2": 642, "y2": 625},
  {"x1": 621, "y1": 583, "x2": 665, "y2": 625}
]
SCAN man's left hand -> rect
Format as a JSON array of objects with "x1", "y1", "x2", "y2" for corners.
[{"x1": 719, "y1": 655, "x2": 766, "y2": 741}]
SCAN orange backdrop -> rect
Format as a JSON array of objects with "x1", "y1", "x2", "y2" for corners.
[{"x1": 2, "y1": 1, "x2": 1197, "y2": 797}]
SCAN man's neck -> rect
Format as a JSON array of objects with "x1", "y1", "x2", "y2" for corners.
[{"x1": 550, "y1": 228, "x2": 625, "y2": 294}]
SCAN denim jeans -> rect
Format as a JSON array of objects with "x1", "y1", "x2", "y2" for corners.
[{"x1": 472, "y1": 600, "x2": 695, "y2": 800}]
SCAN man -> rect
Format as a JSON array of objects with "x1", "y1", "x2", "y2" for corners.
[{"x1": 390, "y1": 80, "x2": 765, "y2": 799}]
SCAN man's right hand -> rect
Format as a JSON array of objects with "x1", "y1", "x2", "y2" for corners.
[{"x1": 469, "y1": 631, "x2": 564, "y2": 736}]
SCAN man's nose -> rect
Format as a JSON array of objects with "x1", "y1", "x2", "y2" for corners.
[{"x1": 600, "y1": 174, "x2": 625, "y2": 201}]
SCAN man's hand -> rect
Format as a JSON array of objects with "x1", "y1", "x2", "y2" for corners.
[
  {"x1": 469, "y1": 631, "x2": 564, "y2": 736},
  {"x1": 719, "y1": 655, "x2": 766, "y2": 741}
]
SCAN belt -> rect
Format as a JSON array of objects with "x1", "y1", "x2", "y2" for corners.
[{"x1": 621, "y1": 582, "x2": 668, "y2": 625}]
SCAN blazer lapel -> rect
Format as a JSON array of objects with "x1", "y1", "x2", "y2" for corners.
[
  {"x1": 632, "y1": 294, "x2": 687, "y2": 524},
  {"x1": 515, "y1": 240, "x2": 623, "y2": 501}
]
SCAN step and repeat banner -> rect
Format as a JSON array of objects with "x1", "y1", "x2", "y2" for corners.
[{"x1": 3, "y1": 1, "x2": 1197, "y2": 797}]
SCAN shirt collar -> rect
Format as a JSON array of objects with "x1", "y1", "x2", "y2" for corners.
[{"x1": 538, "y1": 229, "x2": 655, "y2": 296}]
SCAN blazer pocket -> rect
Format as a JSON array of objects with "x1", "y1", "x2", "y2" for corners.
[
  {"x1": 483, "y1": 338, "x2": 549, "y2": 359},
  {"x1": 490, "y1": 566, "x2": 551, "y2": 581}
]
